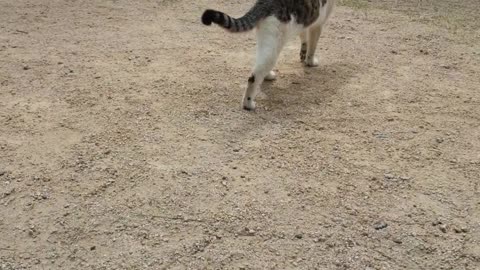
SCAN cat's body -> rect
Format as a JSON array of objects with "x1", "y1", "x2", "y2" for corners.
[{"x1": 202, "y1": 0, "x2": 335, "y2": 110}]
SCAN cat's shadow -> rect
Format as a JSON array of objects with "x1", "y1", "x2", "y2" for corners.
[
  {"x1": 220, "y1": 60, "x2": 362, "y2": 141},
  {"x1": 259, "y1": 60, "x2": 361, "y2": 112}
]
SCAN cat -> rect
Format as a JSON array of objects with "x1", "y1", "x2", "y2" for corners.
[{"x1": 201, "y1": 0, "x2": 335, "y2": 110}]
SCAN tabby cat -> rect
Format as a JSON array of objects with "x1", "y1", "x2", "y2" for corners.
[{"x1": 201, "y1": 0, "x2": 335, "y2": 110}]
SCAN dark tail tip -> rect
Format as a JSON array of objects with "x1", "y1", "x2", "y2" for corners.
[{"x1": 202, "y1": 9, "x2": 217, "y2": 25}]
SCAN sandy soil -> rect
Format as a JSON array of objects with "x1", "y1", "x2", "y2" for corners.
[{"x1": 1, "y1": 0, "x2": 479, "y2": 269}]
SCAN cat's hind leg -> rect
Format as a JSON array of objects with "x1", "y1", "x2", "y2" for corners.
[
  {"x1": 242, "y1": 17, "x2": 284, "y2": 110},
  {"x1": 299, "y1": 30, "x2": 307, "y2": 62},
  {"x1": 305, "y1": 25, "x2": 322, "y2": 67}
]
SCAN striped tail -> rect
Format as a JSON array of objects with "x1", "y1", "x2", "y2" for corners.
[{"x1": 201, "y1": 9, "x2": 258, "y2": 33}]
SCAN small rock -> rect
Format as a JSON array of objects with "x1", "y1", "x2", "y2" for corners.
[
  {"x1": 233, "y1": 149, "x2": 240, "y2": 152},
  {"x1": 439, "y1": 224, "x2": 447, "y2": 233},
  {"x1": 90, "y1": 246, "x2": 96, "y2": 251},
  {"x1": 392, "y1": 238, "x2": 402, "y2": 244},
  {"x1": 295, "y1": 234, "x2": 303, "y2": 239},
  {"x1": 374, "y1": 222, "x2": 388, "y2": 230},
  {"x1": 23, "y1": 66, "x2": 30, "y2": 70},
  {"x1": 239, "y1": 228, "x2": 255, "y2": 236},
  {"x1": 313, "y1": 237, "x2": 326, "y2": 243},
  {"x1": 4, "y1": 188, "x2": 14, "y2": 196},
  {"x1": 453, "y1": 227, "x2": 462, "y2": 233},
  {"x1": 453, "y1": 226, "x2": 468, "y2": 234},
  {"x1": 400, "y1": 176, "x2": 411, "y2": 181},
  {"x1": 384, "y1": 173, "x2": 395, "y2": 180},
  {"x1": 436, "y1": 138, "x2": 444, "y2": 143},
  {"x1": 432, "y1": 220, "x2": 442, "y2": 226}
]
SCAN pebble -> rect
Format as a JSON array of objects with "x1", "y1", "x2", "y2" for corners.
[
  {"x1": 313, "y1": 237, "x2": 326, "y2": 243},
  {"x1": 392, "y1": 238, "x2": 403, "y2": 244},
  {"x1": 295, "y1": 234, "x2": 303, "y2": 239},
  {"x1": 432, "y1": 220, "x2": 442, "y2": 226},
  {"x1": 374, "y1": 222, "x2": 388, "y2": 230},
  {"x1": 239, "y1": 228, "x2": 255, "y2": 236},
  {"x1": 4, "y1": 188, "x2": 14, "y2": 196},
  {"x1": 384, "y1": 173, "x2": 395, "y2": 180},
  {"x1": 453, "y1": 226, "x2": 469, "y2": 233},
  {"x1": 23, "y1": 65, "x2": 30, "y2": 70},
  {"x1": 439, "y1": 224, "x2": 447, "y2": 233},
  {"x1": 420, "y1": 49, "x2": 429, "y2": 55}
]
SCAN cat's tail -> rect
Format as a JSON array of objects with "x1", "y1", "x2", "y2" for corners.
[{"x1": 201, "y1": 6, "x2": 269, "y2": 33}]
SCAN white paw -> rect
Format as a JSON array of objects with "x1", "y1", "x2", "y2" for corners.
[
  {"x1": 305, "y1": 56, "x2": 319, "y2": 67},
  {"x1": 265, "y1": 70, "x2": 277, "y2": 81},
  {"x1": 242, "y1": 96, "x2": 256, "y2": 111}
]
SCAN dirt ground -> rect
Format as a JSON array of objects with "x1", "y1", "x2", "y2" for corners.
[{"x1": 1, "y1": 0, "x2": 479, "y2": 269}]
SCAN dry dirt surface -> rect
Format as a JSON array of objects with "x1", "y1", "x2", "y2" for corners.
[{"x1": 1, "y1": 0, "x2": 480, "y2": 269}]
